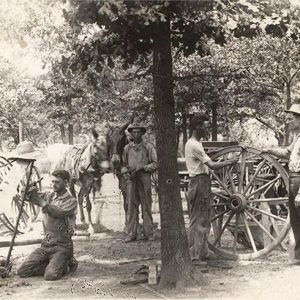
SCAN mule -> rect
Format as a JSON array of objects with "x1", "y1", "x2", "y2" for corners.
[
  {"x1": 106, "y1": 118, "x2": 133, "y2": 232},
  {"x1": 54, "y1": 129, "x2": 110, "y2": 233}
]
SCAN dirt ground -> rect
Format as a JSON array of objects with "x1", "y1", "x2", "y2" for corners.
[{"x1": 0, "y1": 174, "x2": 299, "y2": 300}]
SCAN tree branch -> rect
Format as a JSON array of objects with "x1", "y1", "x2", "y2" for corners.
[{"x1": 112, "y1": 66, "x2": 153, "y2": 81}]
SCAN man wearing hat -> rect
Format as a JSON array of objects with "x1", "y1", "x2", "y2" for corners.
[
  {"x1": 17, "y1": 169, "x2": 78, "y2": 280},
  {"x1": 263, "y1": 101, "x2": 300, "y2": 264},
  {"x1": 121, "y1": 122, "x2": 157, "y2": 242},
  {"x1": 185, "y1": 115, "x2": 238, "y2": 265}
]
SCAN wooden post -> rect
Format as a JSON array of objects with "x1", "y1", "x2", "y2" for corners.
[{"x1": 18, "y1": 121, "x2": 23, "y2": 143}]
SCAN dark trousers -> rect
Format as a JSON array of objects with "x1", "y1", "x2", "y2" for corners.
[
  {"x1": 126, "y1": 172, "x2": 153, "y2": 238},
  {"x1": 289, "y1": 175, "x2": 300, "y2": 260},
  {"x1": 17, "y1": 243, "x2": 72, "y2": 281},
  {"x1": 187, "y1": 174, "x2": 211, "y2": 260}
]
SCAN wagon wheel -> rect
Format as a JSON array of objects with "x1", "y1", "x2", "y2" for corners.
[
  {"x1": 208, "y1": 146, "x2": 290, "y2": 260},
  {"x1": 0, "y1": 161, "x2": 42, "y2": 234}
]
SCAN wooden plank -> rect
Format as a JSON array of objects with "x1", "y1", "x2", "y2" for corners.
[{"x1": 202, "y1": 141, "x2": 239, "y2": 148}]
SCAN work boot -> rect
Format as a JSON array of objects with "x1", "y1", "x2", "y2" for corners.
[{"x1": 69, "y1": 257, "x2": 78, "y2": 273}]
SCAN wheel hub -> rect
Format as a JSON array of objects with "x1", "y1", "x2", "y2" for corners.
[{"x1": 229, "y1": 193, "x2": 247, "y2": 212}]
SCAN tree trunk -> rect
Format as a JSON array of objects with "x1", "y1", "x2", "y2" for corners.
[
  {"x1": 211, "y1": 102, "x2": 218, "y2": 141},
  {"x1": 68, "y1": 123, "x2": 74, "y2": 145},
  {"x1": 153, "y1": 17, "x2": 192, "y2": 289},
  {"x1": 284, "y1": 82, "x2": 292, "y2": 146},
  {"x1": 182, "y1": 107, "x2": 188, "y2": 150},
  {"x1": 59, "y1": 125, "x2": 67, "y2": 144},
  {"x1": 176, "y1": 125, "x2": 180, "y2": 156},
  {"x1": 18, "y1": 121, "x2": 23, "y2": 143}
]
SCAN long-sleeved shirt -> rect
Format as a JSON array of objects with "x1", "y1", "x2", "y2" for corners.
[
  {"x1": 39, "y1": 190, "x2": 77, "y2": 247},
  {"x1": 122, "y1": 141, "x2": 157, "y2": 173}
]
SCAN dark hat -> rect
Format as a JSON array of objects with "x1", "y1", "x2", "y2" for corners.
[{"x1": 127, "y1": 123, "x2": 147, "y2": 135}]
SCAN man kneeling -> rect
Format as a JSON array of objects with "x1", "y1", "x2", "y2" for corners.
[{"x1": 18, "y1": 169, "x2": 78, "y2": 281}]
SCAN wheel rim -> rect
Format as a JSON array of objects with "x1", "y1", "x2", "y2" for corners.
[{"x1": 208, "y1": 146, "x2": 290, "y2": 260}]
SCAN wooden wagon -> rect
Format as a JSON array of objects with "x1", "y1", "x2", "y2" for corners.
[{"x1": 177, "y1": 141, "x2": 290, "y2": 260}]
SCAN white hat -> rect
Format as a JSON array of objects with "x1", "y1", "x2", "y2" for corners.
[
  {"x1": 9, "y1": 141, "x2": 42, "y2": 161},
  {"x1": 285, "y1": 104, "x2": 300, "y2": 115}
]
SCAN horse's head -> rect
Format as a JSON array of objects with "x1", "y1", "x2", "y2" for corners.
[
  {"x1": 90, "y1": 129, "x2": 110, "y2": 173},
  {"x1": 106, "y1": 120, "x2": 132, "y2": 169}
]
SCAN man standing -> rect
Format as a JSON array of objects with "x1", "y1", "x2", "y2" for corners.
[
  {"x1": 121, "y1": 123, "x2": 157, "y2": 242},
  {"x1": 185, "y1": 115, "x2": 238, "y2": 265},
  {"x1": 262, "y1": 102, "x2": 300, "y2": 264},
  {"x1": 18, "y1": 169, "x2": 78, "y2": 280}
]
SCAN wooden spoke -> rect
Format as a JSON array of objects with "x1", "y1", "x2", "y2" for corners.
[
  {"x1": 244, "y1": 210, "x2": 276, "y2": 242},
  {"x1": 250, "y1": 197, "x2": 288, "y2": 203},
  {"x1": 213, "y1": 211, "x2": 235, "y2": 246},
  {"x1": 233, "y1": 213, "x2": 240, "y2": 254},
  {"x1": 246, "y1": 175, "x2": 281, "y2": 199},
  {"x1": 244, "y1": 159, "x2": 267, "y2": 194},
  {"x1": 211, "y1": 202, "x2": 229, "y2": 207},
  {"x1": 211, "y1": 171, "x2": 232, "y2": 196},
  {"x1": 211, "y1": 208, "x2": 230, "y2": 222},
  {"x1": 238, "y1": 150, "x2": 247, "y2": 193},
  {"x1": 227, "y1": 165, "x2": 236, "y2": 193},
  {"x1": 211, "y1": 190, "x2": 230, "y2": 201},
  {"x1": 247, "y1": 206, "x2": 286, "y2": 223},
  {"x1": 241, "y1": 212, "x2": 257, "y2": 252}
]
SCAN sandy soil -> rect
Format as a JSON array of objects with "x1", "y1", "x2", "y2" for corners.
[{"x1": 0, "y1": 174, "x2": 299, "y2": 300}]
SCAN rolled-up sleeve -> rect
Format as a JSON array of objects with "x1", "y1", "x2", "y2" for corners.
[
  {"x1": 192, "y1": 143, "x2": 211, "y2": 164},
  {"x1": 145, "y1": 144, "x2": 157, "y2": 172}
]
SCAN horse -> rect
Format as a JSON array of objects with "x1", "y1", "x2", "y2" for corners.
[
  {"x1": 105, "y1": 117, "x2": 133, "y2": 232},
  {"x1": 54, "y1": 129, "x2": 110, "y2": 233}
]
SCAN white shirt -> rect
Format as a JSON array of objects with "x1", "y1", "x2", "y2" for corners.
[
  {"x1": 185, "y1": 138, "x2": 211, "y2": 177},
  {"x1": 288, "y1": 134, "x2": 300, "y2": 172}
]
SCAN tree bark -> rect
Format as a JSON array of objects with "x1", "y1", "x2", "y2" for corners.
[
  {"x1": 182, "y1": 106, "x2": 188, "y2": 149},
  {"x1": 284, "y1": 82, "x2": 292, "y2": 146},
  {"x1": 153, "y1": 17, "x2": 192, "y2": 289},
  {"x1": 18, "y1": 121, "x2": 23, "y2": 143},
  {"x1": 68, "y1": 123, "x2": 74, "y2": 145},
  {"x1": 59, "y1": 124, "x2": 67, "y2": 144},
  {"x1": 211, "y1": 102, "x2": 218, "y2": 141}
]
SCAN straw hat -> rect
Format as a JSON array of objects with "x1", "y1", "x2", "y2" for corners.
[
  {"x1": 9, "y1": 141, "x2": 42, "y2": 161},
  {"x1": 127, "y1": 122, "x2": 147, "y2": 135},
  {"x1": 285, "y1": 103, "x2": 300, "y2": 115}
]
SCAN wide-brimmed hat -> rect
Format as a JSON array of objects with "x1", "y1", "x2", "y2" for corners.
[
  {"x1": 127, "y1": 123, "x2": 147, "y2": 135},
  {"x1": 9, "y1": 141, "x2": 42, "y2": 161},
  {"x1": 284, "y1": 103, "x2": 300, "y2": 115}
]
